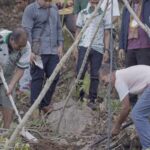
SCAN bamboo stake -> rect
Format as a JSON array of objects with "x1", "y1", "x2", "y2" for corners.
[
  {"x1": 5, "y1": 0, "x2": 106, "y2": 149},
  {"x1": 56, "y1": 0, "x2": 109, "y2": 133},
  {"x1": 122, "y1": 0, "x2": 150, "y2": 38}
]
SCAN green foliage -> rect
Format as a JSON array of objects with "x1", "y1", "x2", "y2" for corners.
[
  {"x1": 30, "y1": 119, "x2": 45, "y2": 127},
  {"x1": 82, "y1": 73, "x2": 90, "y2": 94},
  {"x1": 63, "y1": 28, "x2": 74, "y2": 51},
  {"x1": 76, "y1": 72, "x2": 90, "y2": 98},
  {"x1": 111, "y1": 99, "x2": 121, "y2": 113},
  {"x1": 14, "y1": 143, "x2": 31, "y2": 150}
]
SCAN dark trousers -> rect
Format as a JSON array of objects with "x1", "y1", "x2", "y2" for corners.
[
  {"x1": 76, "y1": 46, "x2": 103, "y2": 102},
  {"x1": 126, "y1": 48, "x2": 150, "y2": 105},
  {"x1": 126, "y1": 48, "x2": 150, "y2": 67},
  {"x1": 31, "y1": 54, "x2": 59, "y2": 109},
  {"x1": 63, "y1": 14, "x2": 76, "y2": 34}
]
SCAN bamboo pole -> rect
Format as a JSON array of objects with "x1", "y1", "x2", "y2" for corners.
[
  {"x1": 5, "y1": 0, "x2": 106, "y2": 148},
  {"x1": 122, "y1": 0, "x2": 150, "y2": 37},
  {"x1": 56, "y1": 0, "x2": 109, "y2": 133}
]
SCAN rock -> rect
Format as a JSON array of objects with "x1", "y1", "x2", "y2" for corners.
[
  {"x1": 58, "y1": 139, "x2": 68, "y2": 145},
  {"x1": 47, "y1": 99, "x2": 94, "y2": 136},
  {"x1": 76, "y1": 139, "x2": 85, "y2": 146}
]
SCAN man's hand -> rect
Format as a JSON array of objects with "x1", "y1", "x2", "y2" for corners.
[
  {"x1": 58, "y1": 46, "x2": 63, "y2": 59},
  {"x1": 111, "y1": 123, "x2": 121, "y2": 136},
  {"x1": 111, "y1": 96, "x2": 131, "y2": 136},
  {"x1": 119, "y1": 49, "x2": 125, "y2": 61},
  {"x1": 30, "y1": 52, "x2": 36, "y2": 64},
  {"x1": 103, "y1": 50, "x2": 109, "y2": 63}
]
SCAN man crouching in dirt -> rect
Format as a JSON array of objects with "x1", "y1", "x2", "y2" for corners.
[
  {"x1": 0, "y1": 27, "x2": 31, "y2": 128},
  {"x1": 99, "y1": 64, "x2": 150, "y2": 150}
]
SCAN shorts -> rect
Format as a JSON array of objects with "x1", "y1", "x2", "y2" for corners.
[{"x1": 0, "y1": 83, "x2": 15, "y2": 109}]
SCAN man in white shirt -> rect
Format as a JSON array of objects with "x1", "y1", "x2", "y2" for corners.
[{"x1": 99, "y1": 65, "x2": 150, "y2": 150}]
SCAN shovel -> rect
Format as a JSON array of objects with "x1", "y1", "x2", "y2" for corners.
[{"x1": 0, "y1": 67, "x2": 38, "y2": 142}]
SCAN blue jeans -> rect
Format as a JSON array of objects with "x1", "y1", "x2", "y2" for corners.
[
  {"x1": 131, "y1": 86, "x2": 150, "y2": 150},
  {"x1": 31, "y1": 54, "x2": 59, "y2": 109},
  {"x1": 76, "y1": 46, "x2": 103, "y2": 102}
]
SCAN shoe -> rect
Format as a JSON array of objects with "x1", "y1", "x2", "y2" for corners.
[
  {"x1": 41, "y1": 104, "x2": 53, "y2": 116},
  {"x1": 76, "y1": 80, "x2": 85, "y2": 101},
  {"x1": 87, "y1": 101, "x2": 97, "y2": 111},
  {"x1": 79, "y1": 89, "x2": 85, "y2": 102},
  {"x1": 96, "y1": 96, "x2": 104, "y2": 103}
]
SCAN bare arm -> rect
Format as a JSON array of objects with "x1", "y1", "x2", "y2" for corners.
[
  {"x1": 104, "y1": 29, "x2": 110, "y2": 50},
  {"x1": 103, "y1": 29, "x2": 110, "y2": 63},
  {"x1": 57, "y1": 9, "x2": 64, "y2": 59},
  {"x1": 75, "y1": 27, "x2": 81, "y2": 38},
  {"x1": 73, "y1": 27, "x2": 81, "y2": 60},
  {"x1": 7, "y1": 68, "x2": 24, "y2": 95},
  {"x1": 112, "y1": 95, "x2": 131, "y2": 135}
]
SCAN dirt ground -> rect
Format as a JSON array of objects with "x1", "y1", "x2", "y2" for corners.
[{"x1": 30, "y1": 139, "x2": 83, "y2": 150}]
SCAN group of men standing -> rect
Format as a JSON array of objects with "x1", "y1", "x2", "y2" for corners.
[{"x1": 0, "y1": 0, "x2": 150, "y2": 149}]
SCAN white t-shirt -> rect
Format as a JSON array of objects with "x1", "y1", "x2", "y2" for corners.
[{"x1": 115, "y1": 65, "x2": 150, "y2": 101}]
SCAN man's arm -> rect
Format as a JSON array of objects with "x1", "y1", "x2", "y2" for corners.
[
  {"x1": 22, "y1": 6, "x2": 34, "y2": 44},
  {"x1": 73, "y1": 10, "x2": 83, "y2": 61},
  {"x1": 103, "y1": 29, "x2": 110, "y2": 63},
  {"x1": 104, "y1": 29, "x2": 110, "y2": 50},
  {"x1": 118, "y1": 8, "x2": 126, "y2": 61},
  {"x1": 22, "y1": 6, "x2": 36, "y2": 63},
  {"x1": 7, "y1": 67, "x2": 24, "y2": 95},
  {"x1": 57, "y1": 9, "x2": 64, "y2": 59},
  {"x1": 112, "y1": 0, "x2": 120, "y2": 24},
  {"x1": 73, "y1": 27, "x2": 81, "y2": 60},
  {"x1": 112, "y1": 95, "x2": 131, "y2": 135}
]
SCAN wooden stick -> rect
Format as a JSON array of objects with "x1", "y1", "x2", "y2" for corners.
[{"x1": 5, "y1": 0, "x2": 106, "y2": 148}]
